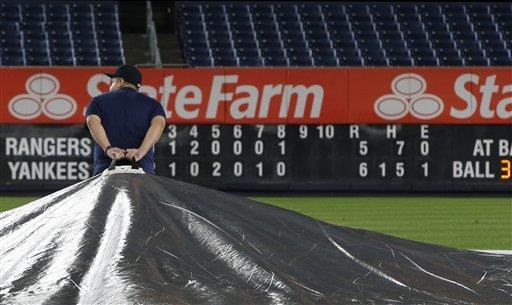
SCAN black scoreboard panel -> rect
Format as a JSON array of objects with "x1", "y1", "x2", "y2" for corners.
[
  {"x1": 154, "y1": 124, "x2": 512, "y2": 192},
  {"x1": 1, "y1": 124, "x2": 510, "y2": 192}
]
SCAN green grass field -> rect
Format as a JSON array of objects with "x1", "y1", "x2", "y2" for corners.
[{"x1": 1, "y1": 196, "x2": 511, "y2": 250}]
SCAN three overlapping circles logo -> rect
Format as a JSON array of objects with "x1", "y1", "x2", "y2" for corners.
[
  {"x1": 374, "y1": 73, "x2": 444, "y2": 120},
  {"x1": 8, "y1": 73, "x2": 77, "y2": 120}
]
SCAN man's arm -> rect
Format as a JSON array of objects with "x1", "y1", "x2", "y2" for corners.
[
  {"x1": 126, "y1": 115, "x2": 166, "y2": 161},
  {"x1": 86, "y1": 115, "x2": 125, "y2": 160}
]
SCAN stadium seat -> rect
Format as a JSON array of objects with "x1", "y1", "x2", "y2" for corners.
[
  {"x1": 101, "y1": 56, "x2": 124, "y2": 66},
  {"x1": 26, "y1": 55, "x2": 51, "y2": 66},
  {"x1": 76, "y1": 55, "x2": 99, "y2": 65},
  {"x1": 239, "y1": 56, "x2": 264, "y2": 66},
  {"x1": 264, "y1": 56, "x2": 289, "y2": 66},
  {"x1": 189, "y1": 56, "x2": 213, "y2": 66},
  {"x1": 314, "y1": 56, "x2": 339, "y2": 66},
  {"x1": 2, "y1": 56, "x2": 25, "y2": 65},
  {"x1": 489, "y1": 56, "x2": 512, "y2": 65},
  {"x1": 0, "y1": 4, "x2": 22, "y2": 23}
]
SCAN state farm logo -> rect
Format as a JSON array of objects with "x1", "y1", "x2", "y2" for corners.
[
  {"x1": 8, "y1": 73, "x2": 77, "y2": 120},
  {"x1": 374, "y1": 73, "x2": 444, "y2": 120}
]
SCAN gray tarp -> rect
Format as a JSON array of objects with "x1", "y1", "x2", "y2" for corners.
[{"x1": 1, "y1": 167, "x2": 511, "y2": 304}]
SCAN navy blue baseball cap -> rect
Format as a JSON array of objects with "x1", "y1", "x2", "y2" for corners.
[{"x1": 105, "y1": 64, "x2": 142, "y2": 88}]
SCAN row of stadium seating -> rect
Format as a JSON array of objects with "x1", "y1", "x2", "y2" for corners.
[
  {"x1": 1, "y1": 2, "x2": 511, "y2": 67},
  {"x1": 0, "y1": 2, "x2": 124, "y2": 66},
  {"x1": 178, "y1": 3, "x2": 512, "y2": 67}
]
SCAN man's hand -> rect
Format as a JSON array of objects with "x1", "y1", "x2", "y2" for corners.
[
  {"x1": 130, "y1": 116, "x2": 165, "y2": 164},
  {"x1": 125, "y1": 148, "x2": 144, "y2": 161},
  {"x1": 107, "y1": 147, "x2": 126, "y2": 160}
]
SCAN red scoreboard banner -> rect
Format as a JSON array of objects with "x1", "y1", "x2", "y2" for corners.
[{"x1": 0, "y1": 67, "x2": 510, "y2": 124}]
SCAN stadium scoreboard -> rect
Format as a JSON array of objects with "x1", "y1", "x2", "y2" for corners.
[
  {"x1": 154, "y1": 124, "x2": 511, "y2": 192},
  {"x1": 1, "y1": 124, "x2": 511, "y2": 192}
]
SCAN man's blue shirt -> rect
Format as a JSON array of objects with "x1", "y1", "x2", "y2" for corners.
[{"x1": 85, "y1": 87, "x2": 166, "y2": 175}]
